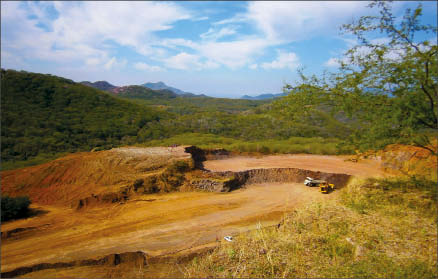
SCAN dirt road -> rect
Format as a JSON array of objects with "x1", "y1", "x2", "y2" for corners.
[
  {"x1": 204, "y1": 154, "x2": 385, "y2": 177},
  {"x1": 2, "y1": 182, "x2": 329, "y2": 273}
]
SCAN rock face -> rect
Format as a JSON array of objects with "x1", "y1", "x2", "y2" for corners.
[
  {"x1": 378, "y1": 144, "x2": 437, "y2": 179},
  {"x1": 234, "y1": 168, "x2": 351, "y2": 187},
  {"x1": 184, "y1": 146, "x2": 207, "y2": 168},
  {"x1": 188, "y1": 177, "x2": 237, "y2": 192},
  {"x1": 1, "y1": 251, "x2": 148, "y2": 278},
  {"x1": 188, "y1": 168, "x2": 352, "y2": 192}
]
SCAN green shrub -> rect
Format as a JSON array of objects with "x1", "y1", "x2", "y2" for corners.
[{"x1": 1, "y1": 196, "x2": 31, "y2": 221}]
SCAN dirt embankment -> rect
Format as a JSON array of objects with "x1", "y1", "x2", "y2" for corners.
[
  {"x1": 1, "y1": 146, "x2": 192, "y2": 206},
  {"x1": 1, "y1": 251, "x2": 147, "y2": 278},
  {"x1": 376, "y1": 144, "x2": 437, "y2": 179}
]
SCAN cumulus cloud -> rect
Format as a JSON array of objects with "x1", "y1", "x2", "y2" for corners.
[
  {"x1": 1, "y1": 1, "x2": 190, "y2": 69},
  {"x1": 246, "y1": 1, "x2": 370, "y2": 42},
  {"x1": 262, "y1": 51, "x2": 300, "y2": 70},
  {"x1": 161, "y1": 37, "x2": 269, "y2": 69},
  {"x1": 104, "y1": 57, "x2": 127, "y2": 70},
  {"x1": 164, "y1": 52, "x2": 203, "y2": 70}
]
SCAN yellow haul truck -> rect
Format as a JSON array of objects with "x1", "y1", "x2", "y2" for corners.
[{"x1": 304, "y1": 177, "x2": 335, "y2": 194}]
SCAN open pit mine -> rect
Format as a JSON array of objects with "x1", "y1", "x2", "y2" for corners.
[{"x1": 1, "y1": 146, "x2": 387, "y2": 278}]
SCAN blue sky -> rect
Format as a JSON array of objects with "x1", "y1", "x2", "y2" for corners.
[{"x1": 1, "y1": 1, "x2": 436, "y2": 98}]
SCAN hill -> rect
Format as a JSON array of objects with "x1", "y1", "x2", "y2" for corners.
[
  {"x1": 80, "y1": 80, "x2": 117, "y2": 91},
  {"x1": 110, "y1": 85, "x2": 178, "y2": 99},
  {"x1": 1, "y1": 69, "x2": 164, "y2": 166},
  {"x1": 142, "y1": 81, "x2": 190, "y2": 95},
  {"x1": 241, "y1": 93, "x2": 286, "y2": 100},
  {"x1": 1, "y1": 146, "x2": 192, "y2": 206}
]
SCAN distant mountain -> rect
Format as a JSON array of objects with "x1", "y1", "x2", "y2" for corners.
[
  {"x1": 241, "y1": 93, "x2": 287, "y2": 100},
  {"x1": 80, "y1": 80, "x2": 117, "y2": 91},
  {"x1": 141, "y1": 81, "x2": 188, "y2": 95},
  {"x1": 110, "y1": 85, "x2": 178, "y2": 99}
]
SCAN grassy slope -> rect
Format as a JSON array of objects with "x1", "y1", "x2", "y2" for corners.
[
  {"x1": 138, "y1": 133, "x2": 349, "y2": 155},
  {"x1": 183, "y1": 176, "x2": 437, "y2": 278}
]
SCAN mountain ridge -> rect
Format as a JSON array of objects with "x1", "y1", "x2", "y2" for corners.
[
  {"x1": 80, "y1": 81, "x2": 117, "y2": 91},
  {"x1": 241, "y1": 93, "x2": 286, "y2": 100}
]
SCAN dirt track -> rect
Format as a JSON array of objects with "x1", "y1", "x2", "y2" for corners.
[
  {"x1": 204, "y1": 154, "x2": 385, "y2": 177},
  {"x1": 1, "y1": 152, "x2": 385, "y2": 277}
]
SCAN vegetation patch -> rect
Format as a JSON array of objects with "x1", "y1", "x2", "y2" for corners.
[
  {"x1": 1, "y1": 196, "x2": 31, "y2": 222},
  {"x1": 183, "y1": 177, "x2": 437, "y2": 278},
  {"x1": 140, "y1": 133, "x2": 349, "y2": 155}
]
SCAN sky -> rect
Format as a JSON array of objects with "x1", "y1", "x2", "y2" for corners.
[{"x1": 1, "y1": 1, "x2": 437, "y2": 98}]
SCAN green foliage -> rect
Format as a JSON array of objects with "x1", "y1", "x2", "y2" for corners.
[
  {"x1": 112, "y1": 85, "x2": 178, "y2": 100},
  {"x1": 117, "y1": 92, "x2": 270, "y2": 115},
  {"x1": 158, "y1": 160, "x2": 192, "y2": 192},
  {"x1": 1, "y1": 152, "x2": 69, "y2": 171},
  {"x1": 1, "y1": 69, "x2": 164, "y2": 164},
  {"x1": 139, "y1": 133, "x2": 349, "y2": 155},
  {"x1": 1, "y1": 196, "x2": 31, "y2": 221},
  {"x1": 276, "y1": 2, "x2": 438, "y2": 153}
]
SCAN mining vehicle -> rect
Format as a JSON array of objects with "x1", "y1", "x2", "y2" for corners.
[{"x1": 304, "y1": 177, "x2": 335, "y2": 194}]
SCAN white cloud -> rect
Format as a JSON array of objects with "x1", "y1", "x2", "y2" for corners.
[
  {"x1": 370, "y1": 37, "x2": 391, "y2": 45},
  {"x1": 194, "y1": 16, "x2": 209, "y2": 21},
  {"x1": 133, "y1": 62, "x2": 163, "y2": 72},
  {"x1": 262, "y1": 51, "x2": 300, "y2": 70},
  {"x1": 249, "y1": 63, "x2": 258, "y2": 69},
  {"x1": 196, "y1": 38, "x2": 270, "y2": 69},
  {"x1": 325, "y1": 57, "x2": 341, "y2": 68},
  {"x1": 1, "y1": 2, "x2": 191, "y2": 69},
  {"x1": 200, "y1": 27, "x2": 237, "y2": 41},
  {"x1": 164, "y1": 52, "x2": 203, "y2": 70},
  {"x1": 164, "y1": 52, "x2": 220, "y2": 70},
  {"x1": 160, "y1": 37, "x2": 270, "y2": 69},
  {"x1": 246, "y1": 1, "x2": 371, "y2": 42},
  {"x1": 103, "y1": 57, "x2": 127, "y2": 70}
]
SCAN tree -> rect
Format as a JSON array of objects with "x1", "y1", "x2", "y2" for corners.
[
  {"x1": 277, "y1": 1, "x2": 437, "y2": 154},
  {"x1": 1, "y1": 196, "x2": 31, "y2": 221}
]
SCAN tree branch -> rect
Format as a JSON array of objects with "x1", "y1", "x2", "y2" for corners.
[
  {"x1": 412, "y1": 142, "x2": 438, "y2": 156},
  {"x1": 420, "y1": 83, "x2": 438, "y2": 128}
]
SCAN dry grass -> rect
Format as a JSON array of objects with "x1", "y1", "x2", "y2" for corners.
[{"x1": 183, "y1": 177, "x2": 437, "y2": 278}]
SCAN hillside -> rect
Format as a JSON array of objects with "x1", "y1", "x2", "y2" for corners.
[
  {"x1": 142, "y1": 81, "x2": 187, "y2": 95},
  {"x1": 111, "y1": 85, "x2": 178, "y2": 99},
  {"x1": 1, "y1": 69, "x2": 165, "y2": 166},
  {"x1": 1, "y1": 146, "x2": 193, "y2": 206},
  {"x1": 80, "y1": 80, "x2": 117, "y2": 91},
  {"x1": 241, "y1": 93, "x2": 286, "y2": 100}
]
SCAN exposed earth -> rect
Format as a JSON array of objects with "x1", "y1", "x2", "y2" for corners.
[
  {"x1": 204, "y1": 154, "x2": 386, "y2": 177},
  {"x1": 1, "y1": 147, "x2": 386, "y2": 278}
]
